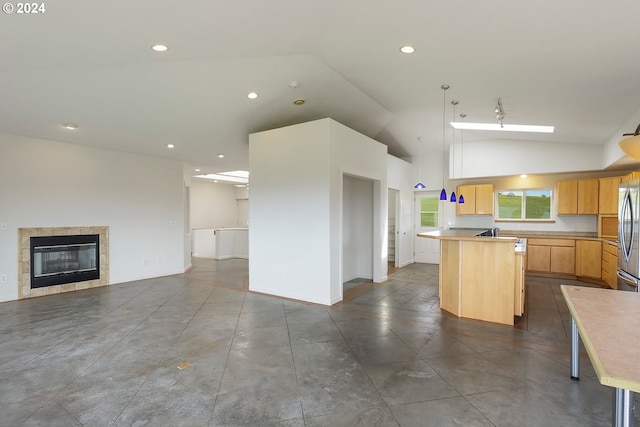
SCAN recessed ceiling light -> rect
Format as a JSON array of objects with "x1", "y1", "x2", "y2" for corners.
[
  {"x1": 293, "y1": 98, "x2": 305, "y2": 106},
  {"x1": 520, "y1": 174, "x2": 528, "y2": 179},
  {"x1": 62, "y1": 123, "x2": 78, "y2": 130},
  {"x1": 151, "y1": 44, "x2": 168, "y2": 52},
  {"x1": 194, "y1": 168, "x2": 201, "y2": 172},
  {"x1": 218, "y1": 154, "x2": 225, "y2": 158},
  {"x1": 400, "y1": 46, "x2": 415, "y2": 54},
  {"x1": 167, "y1": 144, "x2": 175, "y2": 149},
  {"x1": 247, "y1": 92, "x2": 258, "y2": 99}
]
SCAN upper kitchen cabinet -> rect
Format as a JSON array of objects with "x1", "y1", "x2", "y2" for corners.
[
  {"x1": 598, "y1": 176, "x2": 621, "y2": 215},
  {"x1": 556, "y1": 179, "x2": 599, "y2": 215},
  {"x1": 621, "y1": 171, "x2": 640, "y2": 183},
  {"x1": 456, "y1": 184, "x2": 494, "y2": 216}
]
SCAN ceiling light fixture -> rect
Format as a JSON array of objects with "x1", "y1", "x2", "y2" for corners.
[
  {"x1": 167, "y1": 144, "x2": 175, "y2": 149},
  {"x1": 151, "y1": 44, "x2": 168, "y2": 52},
  {"x1": 247, "y1": 92, "x2": 258, "y2": 99},
  {"x1": 218, "y1": 154, "x2": 225, "y2": 158},
  {"x1": 449, "y1": 100, "x2": 458, "y2": 203},
  {"x1": 62, "y1": 123, "x2": 78, "y2": 130},
  {"x1": 400, "y1": 46, "x2": 415, "y2": 54},
  {"x1": 293, "y1": 98, "x2": 305, "y2": 106},
  {"x1": 450, "y1": 97, "x2": 554, "y2": 133},
  {"x1": 618, "y1": 123, "x2": 640, "y2": 160}
]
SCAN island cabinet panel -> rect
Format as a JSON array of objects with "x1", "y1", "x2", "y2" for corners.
[
  {"x1": 557, "y1": 179, "x2": 599, "y2": 215},
  {"x1": 459, "y1": 240, "x2": 515, "y2": 325},
  {"x1": 598, "y1": 176, "x2": 621, "y2": 215},
  {"x1": 439, "y1": 240, "x2": 461, "y2": 314},
  {"x1": 576, "y1": 240, "x2": 602, "y2": 279},
  {"x1": 456, "y1": 184, "x2": 494, "y2": 216},
  {"x1": 526, "y1": 238, "x2": 575, "y2": 274},
  {"x1": 514, "y1": 254, "x2": 525, "y2": 316}
]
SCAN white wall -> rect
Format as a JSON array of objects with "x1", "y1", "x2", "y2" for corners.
[
  {"x1": 0, "y1": 133, "x2": 188, "y2": 302},
  {"x1": 189, "y1": 179, "x2": 239, "y2": 229},
  {"x1": 249, "y1": 118, "x2": 388, "y2": 305},
  {"x1": 449, "y1": 139, "x2": 603, "y2": 179},
  {"x1": 342, "y1": 175, "x2": 373, "y2": 282}
]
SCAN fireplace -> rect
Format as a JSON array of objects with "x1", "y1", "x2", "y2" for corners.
[
  {"x1": 30, "y1": 234, "x2": 100, "y2": 288},
  {"x1": 18, "y1": 226, "x2": 109, "y2": 299}
]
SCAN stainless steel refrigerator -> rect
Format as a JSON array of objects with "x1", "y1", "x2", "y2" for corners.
[{"x1": 618, "y1": 178, "x2": 640, "y2": 291}]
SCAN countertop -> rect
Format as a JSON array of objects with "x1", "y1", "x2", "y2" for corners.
[
  {"x1": 561, "y1": 285, "x2": 640, "y2": 392},
  {"x1": 418, "y1": 230, "x2": 518, "y2": 241}
]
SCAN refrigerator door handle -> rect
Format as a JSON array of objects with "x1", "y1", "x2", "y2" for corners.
[
  {"x1": 619, "y1": 187, "x2": 634, "y2": 263},
  {"x1": 617, "y1": 269, "x2": 640, "y2": 286}
]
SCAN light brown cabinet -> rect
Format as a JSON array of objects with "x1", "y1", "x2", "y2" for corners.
[
  {"x1": 456, "y1": 184, "x2": 494, "y2": 216},
  {"x1": 602, "y1": 241, "x2": 618, "y2": 289},
  {"x1": 598, "y1": 176, "x2": 621, "y2": 215},
  {"x1": 514, "y1": 254, "x2": 525, "y2": 316},
  {"x1": 557, "y1": 179, "x2": 599, "y2": 215},
  {"x1": 526, "y1": 238, "x2": 575, "y2": 274},
  {"x1": 576, "y1": 240, "x2": 602, "y2": 279}
]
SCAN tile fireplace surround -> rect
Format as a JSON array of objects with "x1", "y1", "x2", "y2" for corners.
[{"x1": 18, "y1": 226, "x2": 109, "y2": 299}]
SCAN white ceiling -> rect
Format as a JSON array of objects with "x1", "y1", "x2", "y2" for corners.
[{"x1": 2, "y1": 1, "x2": 640, "y2": 178}]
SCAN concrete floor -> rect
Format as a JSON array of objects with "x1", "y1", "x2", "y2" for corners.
[{"x1": 0, "y1": 259, "x2": 635, "y2": 426}]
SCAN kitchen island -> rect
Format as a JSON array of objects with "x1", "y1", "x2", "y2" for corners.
[{"x1": 418, "y1": 230, "x2": 525, "y2": 326}]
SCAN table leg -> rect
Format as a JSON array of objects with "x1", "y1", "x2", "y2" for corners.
[
  {"x1": 571, "y1": 316, "x2": 580, "y2": 381},
  {"x1": 613, "y1": 388, "x2": 634, "y2": 427}
]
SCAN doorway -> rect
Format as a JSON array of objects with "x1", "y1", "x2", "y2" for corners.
[
  {"x1": 414, "y1": 192, "x2": 441, "y2": 264},
  {"x1": 388, "y1": 188, "x2": 400, "y2": 270},
  {"x1": 342, "y1": 175, "x2": 374, "y2": 294}
]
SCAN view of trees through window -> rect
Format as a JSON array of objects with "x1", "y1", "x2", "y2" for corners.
[
  {"x1": 498, "y1": 189, "x2": 552, "y2": 220},
  {"x1": 420, "y1": 197, "x2": 439, "y2": 227}
]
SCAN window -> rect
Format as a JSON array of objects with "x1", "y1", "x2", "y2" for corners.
[
  {"x1": 497, "y1": 189, "x2": 552, "y2": 220},
  {"x1": 420, "y1": 197, "x2": 439, "y2": 227}
]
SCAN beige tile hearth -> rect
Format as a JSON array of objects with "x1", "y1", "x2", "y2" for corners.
[{"x1": 17, "y1": 226, "x2": 109, "y2": 299}]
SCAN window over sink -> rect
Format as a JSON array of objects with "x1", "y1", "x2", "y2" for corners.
[{"x1": 497, "y1": 189, "x2": 553, "y2": 221}]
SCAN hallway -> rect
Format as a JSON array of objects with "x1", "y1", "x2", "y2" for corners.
[{"x1": 0, "y1": 259, "x2": 629, "y2": 426}]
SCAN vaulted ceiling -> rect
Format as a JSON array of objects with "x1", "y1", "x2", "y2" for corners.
[{"x1": 2, "y1": 1, "x2": 639, "y2": 177}]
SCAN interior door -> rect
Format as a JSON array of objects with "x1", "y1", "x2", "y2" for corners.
[{"x1": 414, "y1": 192, "x2": 441, "y2": 264}]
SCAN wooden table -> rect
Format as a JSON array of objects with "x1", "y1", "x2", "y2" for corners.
[{"x1": 561, "y1": 285, "x2": 640, "y2": 427}]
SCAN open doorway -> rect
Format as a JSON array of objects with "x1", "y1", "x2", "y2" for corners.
[{"x1": 342, "y1": 175, "x2": 374, "y2": 296}]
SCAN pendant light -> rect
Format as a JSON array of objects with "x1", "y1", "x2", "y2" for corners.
[
  {"x1": 458, "y1": 113, "x2": 467, "y2": 204},
  {"x1": 440, "y1": 84, "x2": 449, "y2": 201},
  {"x1": 414, "y1": 137, "x2": 426, "y2": 189},
  {"x1": 449, "y1": 100, "x2": 458, "y2": 203},
  {"x1": 619, "y1": 123, "x2": 640, "y2": 160}
]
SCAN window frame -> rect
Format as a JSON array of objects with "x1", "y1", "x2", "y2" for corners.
[{"x1": 495, "y1": 188, "x2": 555, "y2": 222}]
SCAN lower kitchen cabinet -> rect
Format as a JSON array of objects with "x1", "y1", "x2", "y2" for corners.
[
  {"x1": 602, "y1": 241, "x2": 618, "y2": 288},
  {"x1": 576, "y1": 240, "x2": 602, "y2": 279},
  {"x1": 526, "y1": 239, "x2": 575, "y2": 274}
]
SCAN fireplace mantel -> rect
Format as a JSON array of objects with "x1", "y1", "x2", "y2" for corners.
[{"x1": 18, "y1": 226, "x2": 109, "y2": 299}]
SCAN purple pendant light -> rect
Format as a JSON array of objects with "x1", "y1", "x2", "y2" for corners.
[
  {"x1": 449, "y1": 99, "x2": 458, "y2": 203},
  {"x1": 440, "y1": 84, "x2": 449, "y2": 201},
  {"x1": 458, "y1": 113, "x2": 467, "y2": 204}
]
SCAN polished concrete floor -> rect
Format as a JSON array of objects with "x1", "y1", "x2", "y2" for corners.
[{"x1": 0, "y1": 259, "x2": 635, "y2": 426}]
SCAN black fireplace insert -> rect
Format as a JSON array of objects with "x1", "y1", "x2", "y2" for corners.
[{"x1": 30, "y1": 234, "x2": 100, "y2": 288}]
